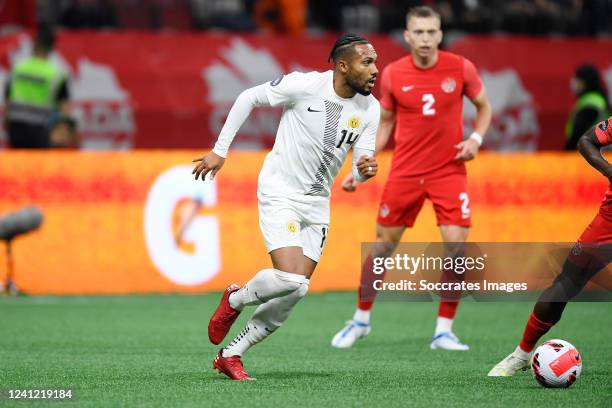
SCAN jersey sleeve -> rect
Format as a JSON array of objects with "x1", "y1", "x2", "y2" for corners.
[
  {"x1": 595, "y1": 117, "x2": 612, "y2": 145},
  {"x1": 462, "y1": 58, "x2": 483, "y2": 100},
  {"x1": 263, "y1": 71, "x2": 310, "y2": 107},
  {"x1": 378, "y1": 65, "x2": 395, "y2": 111},
  {"x1": 355, "y1": 99, "x2": 380, "y2": 151}
]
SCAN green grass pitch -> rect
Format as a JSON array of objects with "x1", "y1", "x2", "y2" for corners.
[{"x1": 1, "y1": 293, "x2": 610, "y2": 407}]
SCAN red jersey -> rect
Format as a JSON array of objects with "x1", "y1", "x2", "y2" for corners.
[
  {"x1": 379, "y1": 51, "x2": 483, "y2": 179},
  {"x1": 595, "y1": 116, "x2": 612, "y2": 206}
]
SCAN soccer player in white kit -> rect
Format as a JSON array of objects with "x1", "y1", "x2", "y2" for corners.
[{"x1": 192, "y1": 34, "x2": 381, "y2": 380}]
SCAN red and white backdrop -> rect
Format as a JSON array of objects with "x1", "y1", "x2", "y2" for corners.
[{"x1": 0, "y1": 32, "x2": 610, "y2": 151}]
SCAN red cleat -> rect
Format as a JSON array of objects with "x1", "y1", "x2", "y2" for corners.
[
  {"x1": 213, "y1": 350, "x2": 255, "y2": 381},
  {"x1": 208, "y1": 283, "x2": 241, "y2": 345}
]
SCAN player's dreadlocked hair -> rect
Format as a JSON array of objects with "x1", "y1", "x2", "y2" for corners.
[{"x1": 328, "y1": 34, "x2": 370, "y2": 64}]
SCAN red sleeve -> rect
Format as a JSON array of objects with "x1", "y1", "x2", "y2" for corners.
[
  {"x1": 595, "y1": 117, "x2": 612, "y2": 145},
  {"x1": 379, "y1": 65, "x2": 395, "y2": 111},
  {"x1": 462, "y1": 58, "x2": 483, "y2": 100}
]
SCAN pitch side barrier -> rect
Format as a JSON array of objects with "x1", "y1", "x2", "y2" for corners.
[{"x1": 0, "y1": 151, "x2": 608, "y2": 295}]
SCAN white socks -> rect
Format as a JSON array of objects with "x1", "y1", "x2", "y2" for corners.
[
  {"x1": 353, "y1": 308, "x2": 371, "y2": 325},
  {"x1": 514, "y1": 345, "x2": 531, "y2": 360},
  {"x1": 228, "y1": 268, "x2": 308, "y2": 311},
  {"x1": 223, "y1": 281, "x2": 309, "y2": 357},
  {"x1": 434, "y1": 317, "x2": 454, "y2": 336}
]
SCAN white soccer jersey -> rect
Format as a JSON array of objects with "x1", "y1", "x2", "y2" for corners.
[{"x1": 258, "y1": 70, "x2": 379, "y2": 202}]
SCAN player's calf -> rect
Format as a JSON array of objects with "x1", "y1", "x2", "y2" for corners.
[{"x1": 229, "y1": 268, "x2": 308, "y2": 310}]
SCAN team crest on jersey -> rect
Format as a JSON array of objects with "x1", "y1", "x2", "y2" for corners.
[
  {"x1": 287, "y1": 221, "x2": 298, "y2": 234},
  {"x1": 379, "y1": 204, "x2": 390, "y2": 218},
  {"x1": 348, "y1": 115, "x2": 361, "y2": 129},
  {"x1": 441, "y1": 77, "x2": 456, "y2": 93},
  {"x1": 599, "y1": 120, "x2": 609, "y2": 131}
]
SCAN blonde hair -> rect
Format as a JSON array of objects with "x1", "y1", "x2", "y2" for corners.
[{"x1": 406, "y1": 6, "x2": 441, "y2": 27}]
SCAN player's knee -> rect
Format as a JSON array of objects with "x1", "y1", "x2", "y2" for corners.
[
  {"x1": 543, "y1": 260, "x2": 591, "y2": 302},
  {"x1": 294, "y1": 281, "x2": 309, "y2": 299},
  {"x1": 533, "y1": 300, "x2": 565, "y2": 325},
  {"x1": 440, "y1": 225, "x2": 469, "y2": 243},
  {"x1": 273, "y1": 268, "x2": 309, "y2": 294},
  {"x1": 373, "y1": 232, "x2": 400, "y2": 257}
]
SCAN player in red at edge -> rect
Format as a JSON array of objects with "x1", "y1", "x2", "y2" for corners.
[
  {"x1": 331, "y1": 6, "x2": 492, "y2": 350},
  {"x1": 489, "y1": 117, "x2": 612, "y2": 376}
]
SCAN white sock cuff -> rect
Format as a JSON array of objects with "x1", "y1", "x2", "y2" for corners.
[
  {"x1": 435, "y1": 316, "x2": 454, "y2": 335},
  {"x1": 273, "y1": 269, "x2": 309, "y2": 285},
  {"x1": 515, "y1": 345, "x2": 531, "y2": 359},
  {"x1": 353, "y1": 309, "x2": 371, "y2": 324}
]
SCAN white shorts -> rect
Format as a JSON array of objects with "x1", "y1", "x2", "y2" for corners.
[{"x1": 258, "y1": 194, "x2": 329, "y2": 262}]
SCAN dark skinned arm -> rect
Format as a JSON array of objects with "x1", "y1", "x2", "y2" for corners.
[{"x1": 577, "y1": 124, "x2": 612, "y2": 182}]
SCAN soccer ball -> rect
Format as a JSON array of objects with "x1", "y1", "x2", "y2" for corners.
[{"x1": 532, "y1": 339, "x2": 582, "y2": 388}]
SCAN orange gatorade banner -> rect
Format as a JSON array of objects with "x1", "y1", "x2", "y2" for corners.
[{"x1": 0, "y1": 151, "x2": 607, "y2": 295}]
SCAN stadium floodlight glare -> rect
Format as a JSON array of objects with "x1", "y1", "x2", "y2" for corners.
[{"x1": 0, "y1": 206, "x2": 43, "y2": 241}]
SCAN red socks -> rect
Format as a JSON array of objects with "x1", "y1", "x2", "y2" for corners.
[
  {"x1": 438, "y1": 301, "x2": 459, "y2": 319},
  {"x1": 357, "y1": 254, "x2": 379, "y2": 311},
  {"x1": 519, "y1": 311, "x2": 555, "y2": 353}
]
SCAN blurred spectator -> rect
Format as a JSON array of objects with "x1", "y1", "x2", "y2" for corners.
[
  {"x1": 59, "y1": 0, "x2": 117, "y2": 29},
  {"x1": 502, "y1": 0, "x2": 580, "y2": 35},
  {"x1": 436, "y1": 0, "x2": 505, "y2": 32},
  {"x1": 308, "y1": 0, "x2": 347, "y2": 31},
  {"x1": 370, "y1": 0, "x2": 611, "y2": 35},
  {"x1": 49, "y1": 113, "x2": 79, "y2": 148},
  {"x1": 255, "y1": 0, "x2": 307, "y2": 34},
  {"x1": 576, "y1": 0, "x2": 612, "y2": 35},
  {"x1": 189, "y1": 0, "x2": 256, "y2": 31},
  {"x1": 37, "y1": 0, "x2": 612, "y2": 35},
  {"x1": 377, "y1": 0, "x2": 422, "y2": 33},
  {"x1": 4, "y1": 26, "x2": 70, "y2": 149},
  {"x1": 565, "y1": 64, "x2": 611, "y2": 150}
]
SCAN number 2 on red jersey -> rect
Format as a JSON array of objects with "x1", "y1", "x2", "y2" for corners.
[{"x1": 422, "y1": 93, "x2": 436, "y2": 116}]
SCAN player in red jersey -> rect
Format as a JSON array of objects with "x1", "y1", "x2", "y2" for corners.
[
  {"x1": 489, "y1": 117, "x2": 612, "y2": 376},
  {"x1": 331, "y1": 6, "x2": 492, "y2": 350}
]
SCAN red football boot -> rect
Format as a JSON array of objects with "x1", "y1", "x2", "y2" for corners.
[
  {"x1": 213, "y1": 350, "x2": 255, "y2": 381},
  {"x1": 208, "y1": 284, "x2": 241, "y2": 345}
]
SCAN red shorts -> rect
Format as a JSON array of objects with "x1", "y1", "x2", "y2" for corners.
[
  {"x1": 578, "y1": 201, "x2": 612, "y2": 243},
  {"x1": 377, "y1": 172, "x2": 471, "y2": 228}
]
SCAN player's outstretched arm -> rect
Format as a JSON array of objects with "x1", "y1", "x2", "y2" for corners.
[
  {"x1": 455, "y1": 87, "x2": 492, "y2": 161},
  {"x1": 577, "y1": 123, "x2": 612, "y2": 182},
  {"x1": 192, "y1": 152, "x2": 225, "y2": 181},
  {"x1": 192, "y1": 84, "x2": 270, "y2": 181}
]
